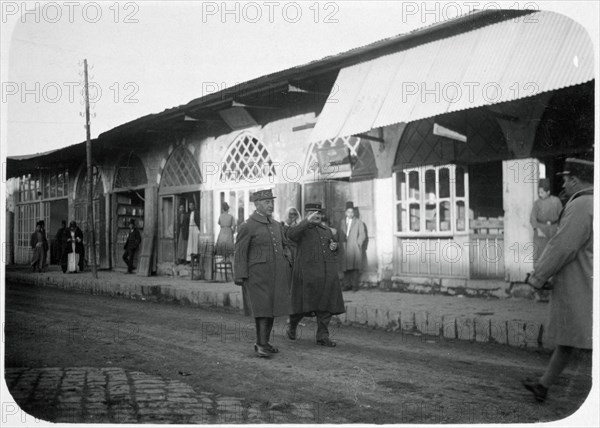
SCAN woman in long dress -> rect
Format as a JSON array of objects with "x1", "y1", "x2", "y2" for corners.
[{"x1": 215, "y1": 202, "x2": 235, "y2": 257}]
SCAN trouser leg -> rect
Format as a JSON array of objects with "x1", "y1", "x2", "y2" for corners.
[
  {"x1": 265, "y1": 317, "x2": 274, "y2": 344},
  {"x1": 315, "y1": 311, "x2": 333, "y2": 341},
  {"x1": 255, "y1": 317, "x2": 269, "y2": 346},
  {"x1": 540, "y1": 345, "x2": 575, "y2": 387}
]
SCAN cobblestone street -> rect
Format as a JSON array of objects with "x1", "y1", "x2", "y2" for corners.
[{"x1": 6, "y1": 367, "x2": 339, "y2": 424}]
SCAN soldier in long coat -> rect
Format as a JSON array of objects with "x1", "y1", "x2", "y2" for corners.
[
  {"x1": 339, "y1": 201, "x2": 366, "y2": 291},
  {"x1": 286, "y1": 203, "x2": 345, "y2": 347},
  {"x1": 234, "y1": 189, "x2": 292, "y2": 358},
  {"x1": 523, "y1": 158, "x2": 594, "y2": 402}
]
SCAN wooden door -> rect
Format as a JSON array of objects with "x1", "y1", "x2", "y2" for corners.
[{"x1": 158, "y1": 195, "x2": 175, "y2": 264}]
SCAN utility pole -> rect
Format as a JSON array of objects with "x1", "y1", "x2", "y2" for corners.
[{"x1": 84, "y1": 59, "x2": 97, "y2": 278}]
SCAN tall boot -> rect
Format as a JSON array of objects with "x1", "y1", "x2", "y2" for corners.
[
  {"x1": 264, "y1": 317, "x2": 278, "y2": 353},
  {"x1": 254, "y1": 318, "x2": 271, "y2": 358}
]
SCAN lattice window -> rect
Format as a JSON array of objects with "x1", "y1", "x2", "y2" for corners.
[
  {"x1": 161, "y1": 146, "x2": 203, "y2": 188},
  {"x1": 304, "y1": 135, "x2": 377, "y2": 180},
  {"x1": 114, "y1": 155, "x2": 147, "y2": 189},
  {"x1": 220, "y1": 134, "x2": 276, "y2": 183}
]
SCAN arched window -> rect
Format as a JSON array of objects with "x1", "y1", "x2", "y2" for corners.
[
  {"x1": 220, "y1": 133, "x2": 276, "y2": 184},
  {"x1": 114, "y1": 154, "x2": 147, "y2": 189},
  {"x1": 160, "y1": 146, "x2": 202, "y2": 190}
]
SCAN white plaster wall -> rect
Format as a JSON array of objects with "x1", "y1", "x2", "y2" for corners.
[{"x1": 374, "y1": 176, "x2": 395, "y2": 281}]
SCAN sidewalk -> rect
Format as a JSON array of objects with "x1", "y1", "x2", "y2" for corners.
[{"x1": 4, "y1": 266, "x2": 551, "y2": 348}]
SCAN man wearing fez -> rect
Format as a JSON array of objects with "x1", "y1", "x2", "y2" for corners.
[
  {"x1": 234, "y1": 189, "x2": 292, "y2": 358},
  {"x1": 286, "y1": 203, "x2": 345, "y2": 347},
  {"x1": 523, "y1": 158, "x2": 594, "y2": 402},
  {"x1": 339, "y1": 201, "x2": 367, "y2": 291},
  {"x1": 123, "y1": 218, "x2": 142, "y2": 274},
  {"x1": 530, "y1": 178, "x2": 563, "y2": 267}
]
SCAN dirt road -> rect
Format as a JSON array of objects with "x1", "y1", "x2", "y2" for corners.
[{"x1": 4, "y1": 283, "x2": 593, "y2": 424}]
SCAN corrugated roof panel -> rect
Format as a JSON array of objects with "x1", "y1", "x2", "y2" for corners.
[
  {"x1": 337, "y1": 53, "x2": 403, "y2": 138},
  {"x1": 310, "y1": 61, "x2": 373, "y2": 143},
  {"x1": 310, "y1": 10, "x2": 595, "y2": 143}
]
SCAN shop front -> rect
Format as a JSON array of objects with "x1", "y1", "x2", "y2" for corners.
[
  {"x1": 157, "y1": 144, "x2": 203, "y2": 266},
  {"x1": 111, "y1": 154, "x2": 148, "y2": 272}
]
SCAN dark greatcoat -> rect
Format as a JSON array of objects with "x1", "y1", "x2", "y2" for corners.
[
  {"x1": 234, "y1": 212, "x2": 292, "y2": 318},
  {"x1": 339, "y1": 217, "x2": 366, "y2": 271},
  {"x1": 287, "y1": 219, "x2": 345, "y2": 315},
  {"x1": 530, "y1": 188, "x2": 593, "y2": 349}
]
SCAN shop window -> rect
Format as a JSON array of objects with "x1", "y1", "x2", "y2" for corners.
[
  {"x1": 41, "y1": 170, "x2": 69, "y2": 200},
  {"x1": 220, "y1": 134, "x2": 276, "y2": 184},
  {"x1": 18, "y1": 174, "x2": 41, "y2": 203},
  {"x1": 395, "y1": 164, "x2": 467, "y2": 236}
]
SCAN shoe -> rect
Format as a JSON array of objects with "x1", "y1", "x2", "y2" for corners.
[
  {"x1": 522, "y1": 378, "x2": 548, "y2": 402},
  {"x1": 286, "y1": 324, "x2": 297, "y2": 341},
  {"x1": 316, "y1": 338, "x2": 337, "y2": 347},
  {"x1": 254, "y1": 344, "x2": 271, "y2": 358},
  {"x1": 264, "y1": 343, "x2": 279, "y2": 353}
]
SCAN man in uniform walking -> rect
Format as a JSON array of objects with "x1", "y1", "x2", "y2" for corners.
[
  {"x1": 523, "y1": 158, "x2": 594, "y2": 402},
  {"x1": 234, "y1": 189, "x2": 292, "y2": 358}
]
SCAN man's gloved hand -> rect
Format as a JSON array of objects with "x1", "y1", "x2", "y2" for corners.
[{"x1": 525, "y1": 272, "x2": 553, "y2": 290}]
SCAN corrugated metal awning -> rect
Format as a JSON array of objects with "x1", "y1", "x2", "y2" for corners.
[{"x1": 310, "y1": 11, "x2": 595, "y2": 143}]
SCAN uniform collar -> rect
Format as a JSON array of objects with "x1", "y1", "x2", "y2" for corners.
[{"x1": 250, "y1": 211, "x2": 272, "y2": 224}]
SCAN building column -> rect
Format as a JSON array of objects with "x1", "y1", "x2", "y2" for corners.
[{"x1": 374, "y1": 177, "x2": 394, "y2": 282}]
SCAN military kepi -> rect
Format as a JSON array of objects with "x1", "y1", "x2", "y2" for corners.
[
  {"x1": 305, "y1": 202, "x2": 324, "y2": 212},
  {"x1": 251, "y1": 189, "x2": 276, "y2": 202},
  {"x1": 557, "y1": 158, "x2": 594, "y2": 183}
]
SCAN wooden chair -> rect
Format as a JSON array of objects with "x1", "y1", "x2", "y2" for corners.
[{"x1": 212, "y1": 251, "x2": 233, "y2": 282}]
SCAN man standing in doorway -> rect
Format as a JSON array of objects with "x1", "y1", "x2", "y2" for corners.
[
  {"x1": 523, "y1": 158, "x2": 594, "y2": 402},
  {"x1": 340, "y1": 201, "x2": 366, "y2": 292},
  {"x1": 185, "y1": 201, "x2": 201, "y2": 262},
  {"x1": 123, "y1": 219, "x2": 142, "y2": 274},
  {"x1": 176, "y1": 202, "x2": 188, "y2": 264}
]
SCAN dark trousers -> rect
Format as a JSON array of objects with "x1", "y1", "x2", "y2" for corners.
[
  {"x1": 289, "y1": 311, "x2": 333, "y2": 341},
  {"x1": 343, "y1": 269, "x2": 360, "y2": 291},
  {"x1": 123, "y1": 248, "x2": 137, "y2": 272}
]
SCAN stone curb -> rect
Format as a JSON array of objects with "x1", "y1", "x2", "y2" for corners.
[{"x1": 6, "y1": 272, "x2": 550, "y2": 349}]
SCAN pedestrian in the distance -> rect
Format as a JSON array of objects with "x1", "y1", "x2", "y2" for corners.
[
  {"x1": 123, "y1": 218, "x2": 142, "y2": 274},
  {"x1": 215, "y1": 202, "x2": 235, "y2": 258},
  {"x1": 339, "y1": 201, "x2": 366, "y2": 291},
  {"x1": 530, "y1": 178, "x2": 563, "y2": 267},
  {"x1": 523, "y1": 158, "x2": 594, "y2": 402},
  {"x1": 66, "y1": 221, "x2": 85, "y2": 273},
  {"x1": 30, "y1": 220, "x2": 47, "y2": 272},
  {"x1": 234, "y1": 189, "x2": 292, "y2": 358},
  {"x1": 286, "y1": 203, "x2": 345, "y2": 347},
  {"x1": 55, "y1": 220, "x2": 69, "y2": 273}
]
